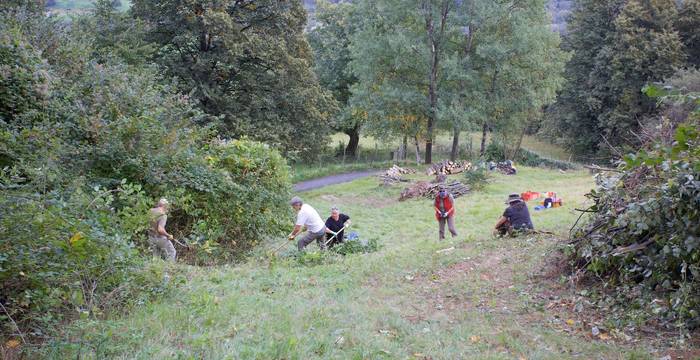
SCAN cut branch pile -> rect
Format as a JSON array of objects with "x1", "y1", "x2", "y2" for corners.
[
  {"x1": 399, "y1": 180, "x2": 470, "y2": 201},
  {"x1": 496, "y1": 161, "x2": 517, "y2": 175},
  {"x1": 426, "y1": 160, "x2": 472, "y2": 176},
  {"x1": 379, "y1": 165, "x2": 416, "y2": 185}
]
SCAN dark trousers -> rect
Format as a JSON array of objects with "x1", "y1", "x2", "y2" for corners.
[
  {"x1": 496, "y1": 221, "x2": 532, "y2": 237},
  {"x1": 298, "y1": 230, "x2": 327, "y2": 250},
  {"x1": 438, "y1": 215, "x2": 457, "y2": 240}
]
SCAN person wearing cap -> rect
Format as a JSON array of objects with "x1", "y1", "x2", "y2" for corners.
[
  {"x1": 148, "y1": 198, "x2": 176, "y2": 261},
  {"x1": 494, "y1": 193, "x2": 534, "y2": 236},
  {"x1": 288, "y1": 196, "x2": 328, "y2": 250},
  {"x1": 324, "y1": 206, "x2": 351, "y2": 248},
  {"x1": 434, "y1": 184, "x2": 458, "y2": 240}
]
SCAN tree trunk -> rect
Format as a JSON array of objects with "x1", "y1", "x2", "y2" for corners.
[
  {"x1": 450, "y1": 128, "x2": 460, "y2": 161},
  {"x1": 401, "y1": 135, "x2": 408, "y2": 160},
  {"x1": 479, "y1": 122, "x2": 488, "y2": 156},
  {"x1": 344, "y1": 124, "x2": 360, "y2": 159},
  {"x1": 422, "y1": 0, "x2": 451, "y2": 165},
  {"x1": 513, "y1": 127, "x2": 526, "y2": 161},
  {"x1": 414, "y1": 135, "x2": 421, "y2": 164}
]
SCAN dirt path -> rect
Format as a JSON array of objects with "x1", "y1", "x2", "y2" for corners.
[{"x1": 293, "y1": 170, "x2": 382, "y2": 192}]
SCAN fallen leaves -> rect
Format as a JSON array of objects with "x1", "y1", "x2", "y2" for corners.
[{"x1": 5, "y1": 339, "x2": 20, "y2": 349}]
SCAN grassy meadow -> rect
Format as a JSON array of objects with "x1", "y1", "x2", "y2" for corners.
[{"x1": 36, "y1": 166, "x2": 665, "y2": 359}]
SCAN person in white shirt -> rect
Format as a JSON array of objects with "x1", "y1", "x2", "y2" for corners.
[{"x1": 288, "y1": 196, "x2": 328, "y2": 250}]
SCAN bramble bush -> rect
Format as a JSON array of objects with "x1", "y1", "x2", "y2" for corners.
[{"x1": 568, "y1": 74, "x2": 700, "y2": 331}]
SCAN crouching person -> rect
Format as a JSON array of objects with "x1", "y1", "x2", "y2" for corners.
[
  {"x1": 288, "y1": 196, "x2": 327, "y2": 250},
  {"x1": 494, "y1": 193, "x2": 533, "y2": 237},
  {"x1": 149, "y1": 198, "x2": 176, "y2": 261},
  {"x1": 325, "y1": 206, "x2": 351, "y2": 248}
]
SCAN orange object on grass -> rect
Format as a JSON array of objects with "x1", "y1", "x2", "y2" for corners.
[{"x1": 520, "y1": 191, "x2": 540, "y2": 201}]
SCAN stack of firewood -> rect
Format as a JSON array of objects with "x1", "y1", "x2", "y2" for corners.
[
  {"x1": 379, "y1": 165, "x2": 416, "y2": 185},
  {"x1": 426, "y1": 160, "x2": 472, "y2": 176},
  {"x1": 399, "y1": 180, "x2": 470, "y2": 201}
]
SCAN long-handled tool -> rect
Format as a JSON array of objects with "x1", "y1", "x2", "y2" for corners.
[
  {"x1": 324, "y1": 223, "x2": 350, "y2": 247},
  {"x1": 172, "y1": 237, "x2": 192, "y2": 250},
  {"x1": 271, "y1": 237, "x2": 292, "y2": 254}
]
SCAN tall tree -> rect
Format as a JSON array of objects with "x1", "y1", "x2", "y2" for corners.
[
  {"x1": 308, "y1": 0, "x2": 362, "y2": 158},
  {"x1": 678, "y1": 0, "x2": 700, "y2": 68},
  {"x1": 547, "y1": 0, "x2": 685, "y2": 157},
  {"x1": 349, "y1": 0, "x2": 459, "y2": 164},
  {"x1": 131, "y1": 0, "x2": 336, "y2": 158}
]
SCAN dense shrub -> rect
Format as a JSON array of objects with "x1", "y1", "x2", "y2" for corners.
[
  {"x1": 568, "y1": 79, "x2": 700, "y2": 330},
  {"x1": 463, "y1": 167, "x2": 491, "y2": 191},
  {"x1": 0, "y1": 6, "x2": 291, "y2": 341},
  {"x1": 484, "y1": 142, "x2": 577, "y2": 170}
]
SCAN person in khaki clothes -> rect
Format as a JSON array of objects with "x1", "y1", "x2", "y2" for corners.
[{"x1": 149, "y1": 198, "x2": 176, "y2": 261}]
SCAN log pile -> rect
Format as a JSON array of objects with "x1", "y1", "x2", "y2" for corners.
[
  {"x1": 379, "y1": 165, "x2": 416, "y2": 185},
  {"x1": 399, "y1": 180, "x2": 470, "y2": 201},
  {"x1": 426, "y1": 160, "x2": 472, "y2": 176}
]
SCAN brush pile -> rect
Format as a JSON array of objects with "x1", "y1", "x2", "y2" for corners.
[
  {"x1": 426, "y1": 160, "x2": 472, "y2": 176},
  {"x1": 567, "y1": 81, "x2": 700, "y2": 330},
  {"x1": 495, "y1": 161, "x2": 517, "y2": 175},
  {"x1": 379, "y1": 165, "x2": 416, "y2": 185},
  {"x1": 399, "y1": 180, "x2": 470, "y2": 201}
]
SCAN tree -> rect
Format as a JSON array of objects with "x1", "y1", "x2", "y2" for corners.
[
  {"x1": 131, "y1": 0, "x2": 336, "y2": 158},
  {"x1": 678, "y1": 0, "x2": 700, "y2": 68},
  {"x1": 349, "y1": 0, "x2": 460, "y2": 164},
  {"x1": 592, "y1": 0, "x2": 685, "y2": 153},
  {"x1": 547, "y1": 0, "x2": 685, "y2": 158},
  {"x1": 308, "y1": 0, "x2": 362, "y2": 158}
]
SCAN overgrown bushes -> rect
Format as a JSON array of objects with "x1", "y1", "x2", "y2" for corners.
[
  {"x1": 0, "y1": 5, "x2": 291, "y2": 341},
  {"x1": 567, "y1": 78, "x2": 700, "y2": 330}
]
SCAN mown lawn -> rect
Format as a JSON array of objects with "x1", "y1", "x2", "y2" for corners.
[{"x1": 41, "y1": 167, "x2": 660, "y2": 359}]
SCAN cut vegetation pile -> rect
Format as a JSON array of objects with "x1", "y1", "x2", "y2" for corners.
[{"x1": 568, "y1": 87, "x2": 699, "y2": 332}]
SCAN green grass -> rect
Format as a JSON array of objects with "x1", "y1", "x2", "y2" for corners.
[
  {"x1": 292, "y1": 161, "x2": 396, "y2": 183},
  {"x1": 37, "y1": 167, "x2": 660, "y2": 359}
]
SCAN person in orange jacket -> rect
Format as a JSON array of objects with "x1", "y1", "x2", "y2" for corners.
[{"x1": 434, "y1": 184, "x2": 458, "y2": 240}]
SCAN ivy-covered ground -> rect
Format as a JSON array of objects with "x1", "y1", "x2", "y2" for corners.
[{"x1": 34, "y1": 167, "x2": 697, "y2": 359}]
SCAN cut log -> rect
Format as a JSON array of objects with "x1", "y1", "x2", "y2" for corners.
[
  {"x1": 379, "y1": 165, "x2": 416, "y2": 186},
  {"x1": 426, "y1": 160, "x2": 472, "y2": 176}
]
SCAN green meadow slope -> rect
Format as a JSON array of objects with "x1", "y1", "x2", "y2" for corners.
[{"x1": 40, "y1": 167, "x2": 660, "y2": 359}]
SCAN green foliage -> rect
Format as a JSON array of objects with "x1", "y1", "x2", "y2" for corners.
[
  {"x1": 0, "y1": 177, "x2": 158, "y2": 335},
  {"x1": 131, "y1": 0, "x2": 337, "y2": 159},
  {"x1": 331, "y1": 236, "x2": 379, "y2": 256},
  {"x1": 0, "y1": 3, "x2": 291, "y2": 339},
  {"x1": 348, "y1": 0, "x2": 567, "y2": 163},
  {"x1": 678, "y1": 0, "x2": 700, "y2": 68},
  {"x1": 569, "y1": 79, "x2": 700, "y2": 329},
  {"x1": 546, "y1": 0, "x2": 690, "y2": 158},
  {"x1": 462, "y1": 167, "x2": 491, "y2": 191},
  {"x1": 308, "y1": 0, "x2": 362, "y2": 157}
]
